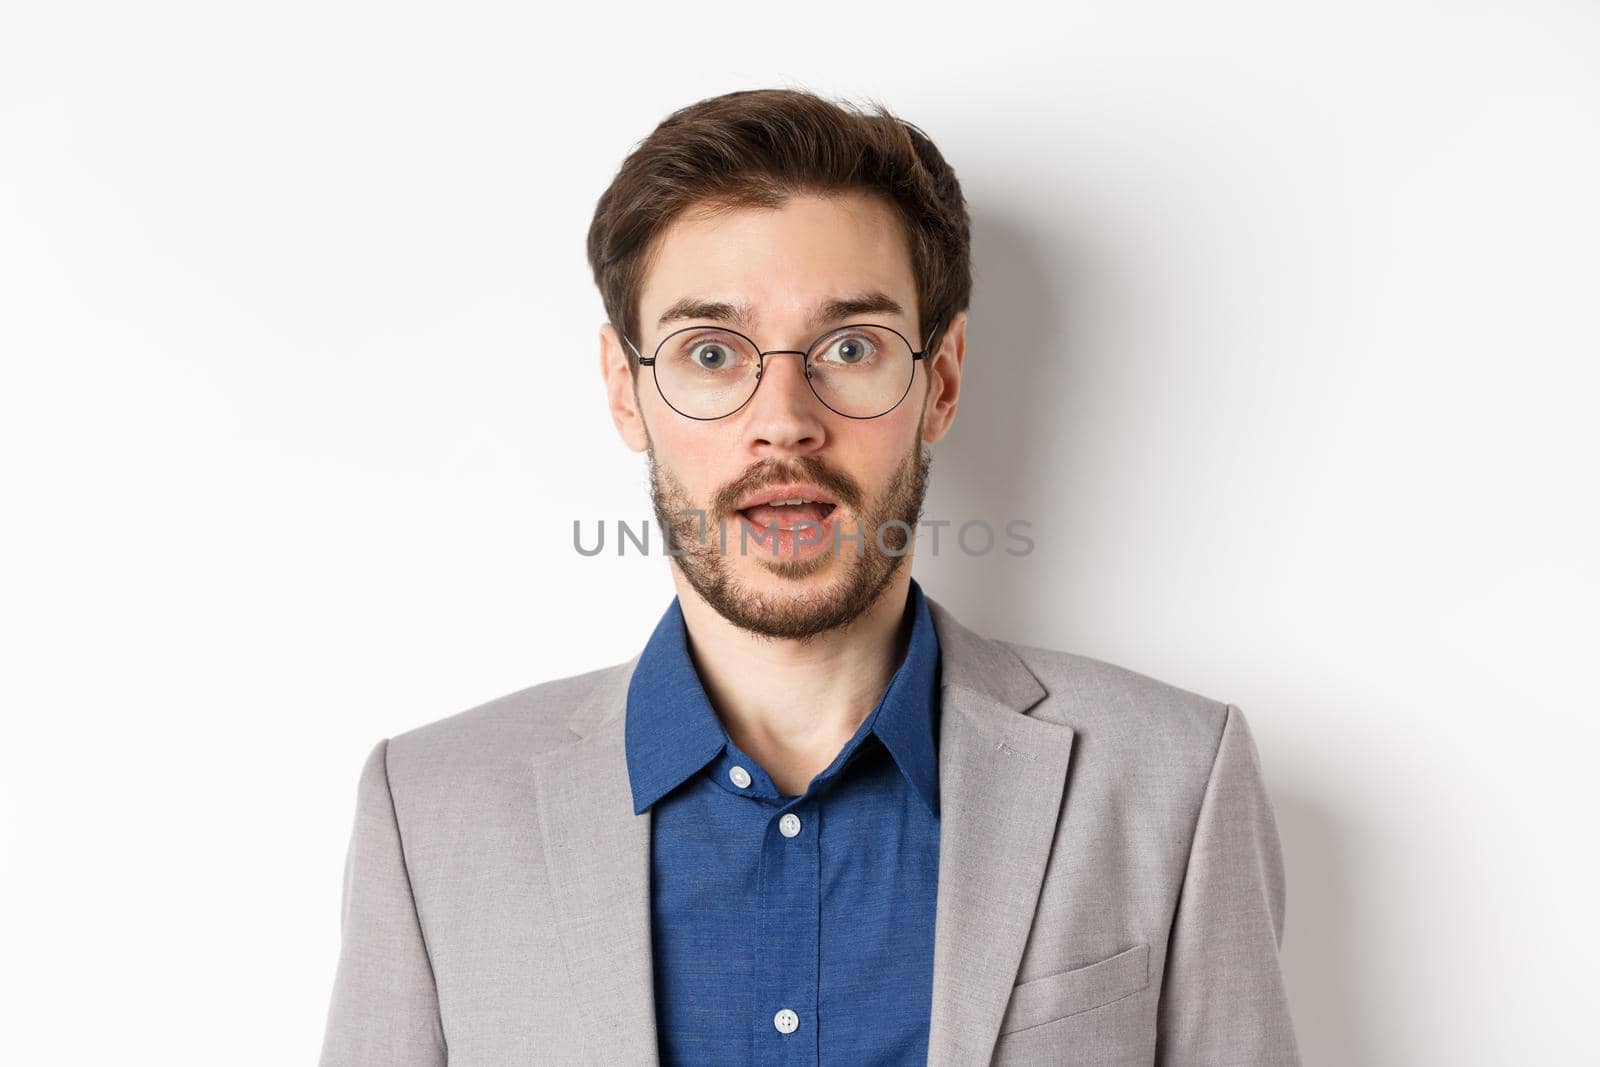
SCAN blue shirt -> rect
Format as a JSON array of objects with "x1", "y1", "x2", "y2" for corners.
[{"x1": 624, "y1": 577, "x2": 943, "y2": 1066}]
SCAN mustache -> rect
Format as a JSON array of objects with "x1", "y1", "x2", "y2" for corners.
[{"x1": 715, "y1": 457, "x2": 862, "y2": 514}]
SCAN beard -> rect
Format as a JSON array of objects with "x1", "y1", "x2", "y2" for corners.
[{"x1": 645, "y1": 431, "x2": 934, "y2": 644}]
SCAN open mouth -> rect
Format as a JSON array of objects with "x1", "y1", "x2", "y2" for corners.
[{"x1": 736, "y1": 500, "x2": 839, "y2": 532}]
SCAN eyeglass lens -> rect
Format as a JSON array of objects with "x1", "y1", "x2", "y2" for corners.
[{"x1": 652, "y1": 324, "x2": 915, "y2": 419}]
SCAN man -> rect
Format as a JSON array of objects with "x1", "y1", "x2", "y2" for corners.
[{"x1": 318, "y1": 88, "x2": 1302, "y2": 1066}]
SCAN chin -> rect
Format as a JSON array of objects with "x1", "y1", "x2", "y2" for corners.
[{"x1": 736, "y1": 549, "x2": 842, "y2": 586}]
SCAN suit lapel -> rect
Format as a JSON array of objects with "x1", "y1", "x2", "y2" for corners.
[
  {"x1": 530, "y1": 654, "x2": 661, "y2": 1066},
  {"x1": 527, "y1": 595, "x2": 1073, "y2": 1067},
  {"x1": 924, "y1": 596, "x2": 1077, "y2": 1066}
]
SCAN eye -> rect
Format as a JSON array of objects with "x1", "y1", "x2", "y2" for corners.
[
  {"x1": 691, "y1": 341, "x2": 736, "y2": 371},
  {"x1": 817, "y1": 333, "x2": 878, "y2": 366}
]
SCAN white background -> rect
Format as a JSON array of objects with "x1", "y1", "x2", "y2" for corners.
[{"x1": 3, "y1": 1, "x2": 1596, "y2": 1063}]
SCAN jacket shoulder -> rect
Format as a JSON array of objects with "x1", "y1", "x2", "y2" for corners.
[
  {"x1": 998, "y1": 638, "x2": 1232, "y2": 768},
  {"x1": 382, "y1": 659, "x2": 630, "y2": 783}
]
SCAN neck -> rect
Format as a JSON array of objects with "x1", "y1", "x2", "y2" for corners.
[{"x1": 672, "y1": 569, "x2": 914, "y2": 796}]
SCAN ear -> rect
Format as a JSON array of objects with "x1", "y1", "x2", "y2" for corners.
[
  {"x1": 600, "y1": 323, "x2": 650, "y2": 452},
  {"x1": 920, "y1": 309, "x2": 966, "y2": 444}
]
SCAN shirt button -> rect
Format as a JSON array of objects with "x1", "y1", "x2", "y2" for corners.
[
  {"x1": 728, "y1": 765, "x2": 752, "y2": 789},
  {"x1": 778, "y1": 812, "x2": 802, "y2": 838},
  {"x1": 773, "y1": 1008, "x2": 799, "y2": 1034}
]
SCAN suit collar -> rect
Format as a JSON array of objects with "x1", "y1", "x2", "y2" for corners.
[{"x1": 533, "y1": 587, "x2": 1071, "y2": 1066}]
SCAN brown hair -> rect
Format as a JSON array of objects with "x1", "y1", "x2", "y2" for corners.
[{"x1": 586, "y1": 87, "x2": 972, "y2": 371}]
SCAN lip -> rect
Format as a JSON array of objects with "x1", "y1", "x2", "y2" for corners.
[
  {"x1": 734, "y1": 502, "x2": 842, "y2": 560},
  {"x1": 734, "y1": 483, "x2": 840, "y2": 511}
]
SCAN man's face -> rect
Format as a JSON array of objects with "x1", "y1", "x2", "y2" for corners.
[{"x1": 602, "y1": 190, "x2": 959, "y2": 642}]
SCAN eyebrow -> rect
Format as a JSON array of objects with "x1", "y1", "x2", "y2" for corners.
[{"x1": 655, "y1": 290, "x2": 908, "y2": 333}]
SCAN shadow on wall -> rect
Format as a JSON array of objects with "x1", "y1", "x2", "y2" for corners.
[
  {"x1": 1274, "y1": 788, "x2": 1370, "y2": 1065},
  {"x1": 924, "y1": 206, "x2": 1363, "y2": 1064},
  {"x1": 920, "y1": 204, "x2": 1078, "y2": 638}
]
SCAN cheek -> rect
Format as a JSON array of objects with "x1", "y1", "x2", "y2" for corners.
[
  {"x1": 859, "y1": 409, "x2": 922, "y2": 461},
  {"x1": 839, "y1": 420, "x2": 919, "y2": 494},
  {"x1": 651, "y1": 422, "x2": 737, "y2": 495}
]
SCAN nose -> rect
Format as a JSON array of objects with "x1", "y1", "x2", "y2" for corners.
[{"x1": 745, "y1": 349, "x2": 825, "y2": 451}]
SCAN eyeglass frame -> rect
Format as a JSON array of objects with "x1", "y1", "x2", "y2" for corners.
[{"x1": 620, "y1": 316, "x2": 944, "y2": 422}]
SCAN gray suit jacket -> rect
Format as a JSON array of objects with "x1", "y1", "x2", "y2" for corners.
[{"x1": 319, "y1": 595, "x2": 1301, "y2": 1065}]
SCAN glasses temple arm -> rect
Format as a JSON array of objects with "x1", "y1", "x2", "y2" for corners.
[{"x1": 619, "y1": 331, "x2": 649, "y2": 364}]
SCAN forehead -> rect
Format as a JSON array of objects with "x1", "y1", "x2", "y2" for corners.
[{"x1": 636, "y1": 191, "x2": 918, "y2": 337}]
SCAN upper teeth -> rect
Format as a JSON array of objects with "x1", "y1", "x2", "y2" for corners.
[{"x1": 769, "y1": 498, "x2": 815, "y2": 506}]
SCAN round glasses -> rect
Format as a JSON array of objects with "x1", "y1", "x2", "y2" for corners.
[{"x1": 622, "y1": 319, "x2": 941, "y2": 421}]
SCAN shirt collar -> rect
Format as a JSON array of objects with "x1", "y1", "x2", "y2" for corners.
[{"x1": 624, "y1": 577, "x2": 942, "y2": 817}]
